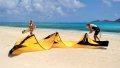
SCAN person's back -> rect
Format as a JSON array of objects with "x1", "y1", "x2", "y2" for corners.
[{"x1": 90, "y1": 24, "x2": 99, "y2": 30}]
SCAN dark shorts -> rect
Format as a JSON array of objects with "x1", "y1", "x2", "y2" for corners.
[{"x1": 94, "y1": 28, "x2": 100, "y2": 35}]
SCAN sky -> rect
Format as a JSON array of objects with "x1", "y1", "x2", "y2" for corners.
[{"x1": 0, "y1": 0, "x2": 120, "y2": 22}]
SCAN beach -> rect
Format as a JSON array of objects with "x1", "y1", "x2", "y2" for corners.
[{"x1": 0, "y1": 26, "x2": 120, "y2": 68}]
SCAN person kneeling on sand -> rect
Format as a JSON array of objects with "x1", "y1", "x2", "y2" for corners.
[{"x1": 86, "y1": 24, "x2": 100, "y2": 41}]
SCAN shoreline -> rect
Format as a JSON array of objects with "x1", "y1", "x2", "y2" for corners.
[{"x1": 0, "y1": 26, "x2": 120, "y2": 36}]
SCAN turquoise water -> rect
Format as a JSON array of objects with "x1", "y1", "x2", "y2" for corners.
[{"x1": 0, "y1": 22, "x2": 120, "y2": 33}]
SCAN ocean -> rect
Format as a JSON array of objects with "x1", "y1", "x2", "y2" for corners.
[{"x1": 0, "y1": 22, "x2": 120, "y2": 33}]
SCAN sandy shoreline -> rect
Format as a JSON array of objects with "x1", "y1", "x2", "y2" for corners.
[{"x1": 0, "y1": 26, "x2": 120, "y2": 68}]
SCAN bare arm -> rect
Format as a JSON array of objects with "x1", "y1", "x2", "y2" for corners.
[{"x1": 89, "y1": 25, "x2": 93, "y2": 33}]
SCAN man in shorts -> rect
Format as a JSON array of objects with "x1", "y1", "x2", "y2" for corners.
[{"x1": 86, "y1": 24, "x2": 100, "y2": 41}]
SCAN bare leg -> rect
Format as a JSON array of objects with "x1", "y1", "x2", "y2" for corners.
[
  {"x1": 94, "y1": 35, "x2": 97, "y2": 41},
  {"x1": 30, "y1": 29, "x2": 33, "y2": 35},
  {"x1": 94, "y1": 35, "x2": 100, "y2": 41},
  {"x1": 96, "y1": 36, "x2": 100, "y2": 41}
]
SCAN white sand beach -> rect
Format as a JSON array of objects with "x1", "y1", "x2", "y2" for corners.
[{"x1": 0, "y1": 26, "x2": 120, "y2": 68}]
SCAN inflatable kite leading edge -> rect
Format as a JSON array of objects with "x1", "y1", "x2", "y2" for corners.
[{"x1": 8, "y1": 32, "x2": 109, "y2": 56}]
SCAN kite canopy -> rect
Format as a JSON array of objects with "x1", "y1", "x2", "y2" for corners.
[
  {"x1": 8, "y1": 33, "x2": 56, "y2": 56},
  {"x1": 8, "y1": 32, "x2": 109, "y2": 56}
]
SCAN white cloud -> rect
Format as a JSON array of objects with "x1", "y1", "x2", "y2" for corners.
[
  {"x1": 0, "y1": 0, "x2": 85, "y2": 16},
  {"x1": 103, "y1": 0, "x2": 112, "y2": 7},
  {"x1": 56, "y1": 7, "x2": 65, "y2": 16},
  {"x1": 58, "y1": 0, "x2": 85, "y2": 9},
  {"x1": 103, "y1": 0, "x2": 120, "y2": 7},
  {"x1": 19, "y1": 0, "x2": 33, "y2": 12},
  {"x1": 113, "y1": 0, "x2": 120, "y2": 2},
  {"x1": 0, "y1": 0, "x2": 18, "y2": 9}
]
